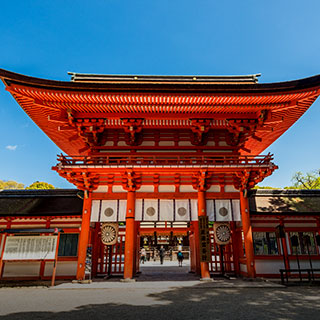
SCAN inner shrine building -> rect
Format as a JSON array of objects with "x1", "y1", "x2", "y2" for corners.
[{"x1": 1, "y1": 69, "x2": 320, "y2": 281}]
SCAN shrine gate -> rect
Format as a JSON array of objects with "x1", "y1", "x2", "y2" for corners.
[{"x1": 1, "y1": 69, "x2": 320, "y2": 280}]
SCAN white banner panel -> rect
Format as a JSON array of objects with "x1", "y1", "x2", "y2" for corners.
[
  {"x1": 91, "y1": 200, "x2": 100, "y2": 222},
  {"x1": 174, "y1": 199, "x2": 191, "y2": 221},
  {"x1": 135, "y1": 199, "x2": 143, "y2": 221},
  {"x1": 190, "y1": 199, "x2": 198, "y2": 221},
  {"x1": 3, "y1": 236, "x2": 57, "y2": 260},
  {"x1": 215, "y1": 200, "x2": 232, "y2": 222},
  {"x1": 143, "y1": 199, "x2": 159, "y2": 221},
  {"x1": 119, "y1": 200, "x2": 127, "y2": 221},
  {"x1": 100, "y1": 200, "x2": 118, "y2": 222},
  {"x1": 232, "y1": 199, "x2": 241, "y2": 221},
  {"x1": 159, "y1": 200, "x2": 174, "y2": 221},
  {"x1": 206, "y1": 199, "x2": 215, "y2": 221}
]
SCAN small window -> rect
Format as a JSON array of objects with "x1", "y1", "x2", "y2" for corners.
[
  {"x1": 58, "y1": 234, "x2": 79, "y2": 257},
  {"x1": 289, "y1": 232, "x2": 317, "y2": 255},
  {"x1": 253, "y1": 232, "x2": 278, "y2": 255}
]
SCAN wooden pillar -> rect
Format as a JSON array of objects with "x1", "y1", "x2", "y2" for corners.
[
  {"x1": 231, "y1": 222, "x2": 241, "y2": 276},
  {"x1": 198, "y1": 191, "x2": 211, "y2": 279},
  {"x1": 76, "y1": 192, "x2": 92, "y2": 280},
  {"x1": 91, "y1": 222, "x2": 100, "y2": 278},
  {"x1": 192, "y1": 221, "x2": 201, "y2": 274},
  {"x1": 123, "y1": 191, "x2": 136, "y2": 280},
  {"x1": 280, "y1": 220, "x2": 290, "y2": 270},
  {"x1": 239, "y1": 190, "x2": 256, "y2": 278}
]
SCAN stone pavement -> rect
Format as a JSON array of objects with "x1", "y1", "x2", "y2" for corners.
[{"x1": 0, "y1": 262, "x2": 319, "y2": 319}]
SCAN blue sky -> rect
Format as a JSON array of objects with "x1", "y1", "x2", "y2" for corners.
[{"x1": 0, "y1": 0, "x2": 319, "y2": 188}]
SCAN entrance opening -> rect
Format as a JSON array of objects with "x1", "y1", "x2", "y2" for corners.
[{"x1": 89, "y1": 221, "x2": 236, "y2": 281}]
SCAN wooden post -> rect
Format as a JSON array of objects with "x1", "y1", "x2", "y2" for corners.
[
  {"x1": 279, "y1": 220, "x2": 290, "y2": 271},
  {"x1": 231, "y1": 222, "x2": 241, "y2": 276},
  {"x1": 123, "y1": 191, "x2": 136, "y2": 280},
  {"x1": 191, "y1": 221, "x2": 201, "y2": 274},
  {"x1": 76, "y1": 192, "x2": 92, "y2": 280},
  {"x1": 198, "y1": 191, "x2": 211, "y2": 279},
  {"x1": 91, "y1": 222, "x2": 100, "y2": 278},
  {"x1": 51, "y1": 232, "x2": 61, "y2": 287},
  {"x1": 239, "y1": 190, "x2": 256, "y2": 278},
  {"x1": 0, "y1": 234, "x2": 7, "y2": 280}
]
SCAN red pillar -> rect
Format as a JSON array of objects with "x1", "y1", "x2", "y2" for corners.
[
  {"x1": 239, "y1": 190, "x2": 256, "y2": 278},
  {"x1": 280, "y1": 220, "x2": 290, "y2": 270},
  {"x1": 198, "y1": 191, "x2": 211, "y2": 280},
  {"x1": 231, "y1": 222, "x2": 241, "y2": 276},
  {"x1": 76, "y1": 192, "x2": 92, "y2": 280},
  {"x1": 123, "y1": 191, "x2": 136, "y2": 280},
  {"x1": 192, "y1": 221, "x2": 201, "y2": 275},
  {"x1": 91, "y1": 222, "x2": 101, "y2": 278}
]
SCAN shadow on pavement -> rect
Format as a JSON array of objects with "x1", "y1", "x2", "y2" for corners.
[{"x1": 0, "y1": 283, "x2": 319, "y2": 320}]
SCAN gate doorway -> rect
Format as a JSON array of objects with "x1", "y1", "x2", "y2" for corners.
[{"x1": 90, "y1": 221, "x2": 236, "y2": 280}]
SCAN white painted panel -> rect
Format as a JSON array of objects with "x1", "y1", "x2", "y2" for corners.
[
  {"x1": 207, "y1": 185, "x2": 220, "y2": 192},
  {"x1": 135, "y1": 199, "x2": 143, "y2": 221},
  {"x1": 158, "y1": 185, "x2": 175, "y2": 192},
  {"x1": 290, "y1": 259, "x2": 320, "y2": 270},
  {"x1": 3, "y1": 262, "x2": 41, "y2": 277},
  {"x1": 175, "y1": 199, "x2": 191, "y2": 221},
  {"x1": 225, "y1": 185, "x2": 238, "y2": 192},
  {"x1": 180, "y1": 185, "x2": 196, "y2": 192},
  {"x1": 215, "y1": 200, "x2": 232, "y2": 222},
  {"x1": 100, "y1": 200, "x2": 118, "y2": 222},
  {"x1": 159, "y1": 141, "x2": 175, "y2": 146},
  {"x1": 143, "y1": 200, "x2": 158, "y2": 221},
  {"x1": 93, "y1": 186, "x2": 108, "y2": 193},
  {"x1": 119, "y1": 200, "x2": 127, "y2": 221},
  {"x1": 137, "y1": 185, "x2": 154, "y2": 192},
  {"x1": 140, "y1": 141, "x2": 155, "y2": 146},
  {"x1": 91, "y1": 200, "x2": 100, "y2": 222},
  {"x1": 232, "y1": 200, "x2": 241, "y2": 221},
  {"x1": 255, "y1": 260, "x2": 285, "y2": 274},
  {"x1": 112, "y1": 186, "x2": 126, "y2": 193},
  {"x1": 160, "y1": 200, "x2": 174, "y2": 221},
  {"x1": 44, "y1": 261, "x2": 77, "y2": 276},
  {"x1": 190, "y1": 199, "x2": 198, "y2": 221},
  {"x1": 206, "y1": 199, "x2": 215, "y2": 221},
  {"x1": 240, "y1": 263, "x2": 247, "y2": 273}
]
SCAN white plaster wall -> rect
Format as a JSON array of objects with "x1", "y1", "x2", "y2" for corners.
[
  {"x1": 93, "y1": 186, "x2": 108, "y2": 193},
  {"x1": 225, "y1": 185, "x2": 238, "y2": 192},
  {"x1": 158, "y1": 185, "x2": 175, "y2": 192},
  {"x1": 180, "y1": 185, "x2": 197, "y2": 192},
  {"x1": 159, "y1": 141, "x2": 175, "y2": 146},
  {"x1": 44, "y1": 261, "x2": 77, "y2": 276},
  {"x1": 289, "y1": 260, "x2": 320, "y2": 269},
  {"x1": 112, "y1": 186, "x2": 126, "y2": 193},
  {"x1": 206, "y1": 185, "x2": 220, "y2": 192},
  {"x1": 240, "y1": 263, "x2": 247, "y2": 273},
  {"x1": 255, "y1": 260, "x2": 285, "y2": 274},
  {"x1": 137, "y1": 185, "x2": 154, "y2": 192},
  {"x1": 3, "y1": 262, "x2": 41, "y2": 277}
]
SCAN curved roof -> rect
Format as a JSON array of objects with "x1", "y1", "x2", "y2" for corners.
[{"x1": 0, "y1": 68, "x2": 320, "y2": 155}]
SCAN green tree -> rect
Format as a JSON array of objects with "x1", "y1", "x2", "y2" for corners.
[
  {"x1": 0, "y1": 179, "x2": 24, "y2": 189},
  {"x1": 253, "y1": 185, "x2": 277, "y2": 189},
  {"x1": 285, "y1": 170, "x2": 320, "y2": 189},
  {"x1": 26, "y1": 181, "x2": 55, "y2": 189}
]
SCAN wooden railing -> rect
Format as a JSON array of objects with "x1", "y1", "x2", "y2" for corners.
[{"x1": 56, "y1": 153, "x2": 274, "y2": 167}]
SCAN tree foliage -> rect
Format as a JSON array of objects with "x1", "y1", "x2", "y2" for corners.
[
  {"x1": 0, "y1": 180, "x2": 24, "y2": 190},
  {"x1": 0, "y1": 180, "x2": 55, "y2": 190},
  {"x1": 26, "y1": 181, "x2": 55, "y2": 189},
  {"x1": 253, "y1": 185, "x2": 278, "y2": 189},
  {"x1": 286, "y1": 170, "x2": 320, "y2": 189}
]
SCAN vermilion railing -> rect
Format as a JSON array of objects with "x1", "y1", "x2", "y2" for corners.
[{"x1": 56, "y1": 153, "x2": 274, "y2": 167}]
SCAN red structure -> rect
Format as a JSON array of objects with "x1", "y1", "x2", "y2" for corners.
[{"x1": 1, "y1": 69, "x2": 320, "y2": 280}]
